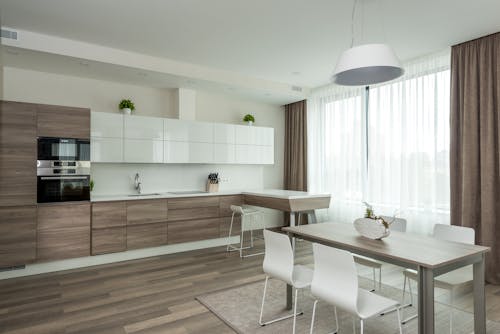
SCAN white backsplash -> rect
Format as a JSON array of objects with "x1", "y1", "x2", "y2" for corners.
[{"x1": 90, "y1": 163, "x2": 265, "y2": 195}]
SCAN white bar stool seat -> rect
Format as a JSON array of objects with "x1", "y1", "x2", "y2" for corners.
[{"x1": 226, "y1": 204, "x2": 264, "y2": 258}]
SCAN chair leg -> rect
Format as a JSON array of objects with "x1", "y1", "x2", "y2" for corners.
[
  {"x1": 371, "y1": 268, "x2": 376, "y2": 292},
  {"x1": 239, "y1": 228, "x2": 244, "y2": 258},
  {"x1": 259, "y1": 276, "x2": 269, "y2": 325},
  {"x1": 352, "y1": 316, "x2": 356, "y2": 333},
  {"x1": 379, "y1": 267, "x2": 382, "y2": 290},
  {"x1": 309, "y1": 300, "x2": 318, "y2": 334},
  {"x1": 333, "y1": 307, "x2": 339, "y2": 334},
  {"x1": 360, "y1": 319, "x2": 364, "y2": 334},
  {"x1": 292, "y1": 288, "x2": 299, "y2": 334},
  {"x1": 396, "y1": 307, "x2": 403, "y2": 334},
  {"x1": 259, "y1": 277, "x2": 303, "y2": 327},
  {"x1": 449, "y1": 290, "x2": 454, "y2": 334},
  {"x1": 408, "y1": 277, "x2": 414, "y2": 305},
  {"x1": 226, "y1": 212, "x2": 235, "y2": 252}
]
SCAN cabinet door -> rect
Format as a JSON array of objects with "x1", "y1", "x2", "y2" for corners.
[
  {"x1": 37, "y1": 203, "x2": 91, "y2": 261},
  {"x1": 164, "y1": 141, "x2": 213, "y2": 163},
  {"x1": 92, "y1": 201, "x2": 127, "y2": 228},
  {"x1": 164, "y1": 119, "x2": 213, "y2": 143},
  {"x1": 124, "y1": 139, "x2": 163, "y2": 163},
  {"x1": 91, "y1": 137, "x2": 123, "y2": 162},
  {"x1": 126, "y1": 199, "x2": 168, "y2": 225},
  {"x1": 127, "y1": 222, "x2": 167, "y2": 249},
  {"x1": 91, "y1": 112, "x2": 123, "y2": 138},
  {"x1": 92, "y1": 227, "x2": 126, "y2": 255},
  {"x1": 214, "y1": 123, "x2": 235, "y2": 144},
  {"x1": 214, "y1": 143, "x2": 235, "y2": 163},
  {"x1": 124, "y1": 115, "x2": 163, "y2": 140},
  {"x1": 167, "y1": 218, "x2": 220, "y2": 244},
  {"x1": 256, "y1": 127, "x2": 274, "y2": 146},
  {"x1": 260, "y1": 145, "x2": 275, "y2": 165},
  {"x1": 0, "y1": 101, "x2": 37, "y2": 207},
  {"x1": 0, "y1": 206, "x2": 37, "y2": 267},
  {"x1": 219, "y1": 216, "x2": 241, "y2": 238},
  {"x1": 235, "y1": 145, "x2": 260, "y2": 164},
  {"x1": 219, "y1": 195, "x2": 243, "y2": 217},
  {"x1": 234, "y1": 125, "x2": 258, "y2": 145},
  {"x1": 37, "y1": 104, "x2": 90, "y2": 139}
]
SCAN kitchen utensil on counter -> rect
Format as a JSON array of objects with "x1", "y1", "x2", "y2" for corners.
[{"x1": 206, "y1": 172, "x2": 220, "y2": 193}]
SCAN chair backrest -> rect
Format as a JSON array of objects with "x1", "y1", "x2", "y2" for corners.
[
  {"x1": 433, "y1": 224, "x2": 475, "y2": 244},
  {"x1": 311, "y1": 243, "x2": 359, "y2": 315},
  {"x1": 380, "y1": 216, "x2": 407, "y2": 232},
  {"x1": 263, "y1": 230, "x2": 294, "y2": 285},
  {"x1": 230, "y1": 205, "x2": 245, "y2": 215}
]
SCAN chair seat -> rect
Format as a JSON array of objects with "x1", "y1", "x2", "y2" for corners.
[
  {"x1": 292, "y1": 265, "x2": 313, "y2": 289},
  {"x1": 357, "y1": 289, "x2": 400, "y2": 319},
  {"x1": 353, "y1": 254, "x2": 383, "y2": 269},
  {"x1": 241, "y1": 206, "x2": 260, "y2": 215},
  {"x1": 403, "y1": 266, "x2": 473, "y2": 290}
]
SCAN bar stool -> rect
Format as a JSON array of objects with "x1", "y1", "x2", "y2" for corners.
[{"x1": 226, "y1": 205, "x2": 265, "y2": 258}]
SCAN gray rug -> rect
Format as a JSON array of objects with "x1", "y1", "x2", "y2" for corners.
[{"x1": 197, "y1": 277, "x2": 500, "y2": 334}]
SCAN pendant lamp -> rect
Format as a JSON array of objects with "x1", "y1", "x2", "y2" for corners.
[{"x1": 332, "y1": 1, "x2": 404, "y2": 86}]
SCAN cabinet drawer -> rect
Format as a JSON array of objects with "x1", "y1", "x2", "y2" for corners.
[
  {"x1": 219, "y1": 195, "x2": 243, "y2": 217},
  {"x1": 92, "y1": 201, "x2": 127, "y2": 228},
  {"x1": 92, "y1": 227, "x2": 126, "y2": 255},
  {"x1": 167, "y1": 196, "x2": 219, "y2": 210},
  {"x1": 0, "y1": 205, "x2": 37, "y2": 267},
  {"x1": 37, "y1": 203, "x2": 91, "y2": 261},
  {"x1": 168, "y1": 207, "x2": 219, "y2": 221},
  {"x1": 127, "y1": 222, "x2": 167, "y2": 249},
  {"x1": 168, "y1": 218, "x2": 220, "y2": 244},
  {"x1": 126, "y1": 199, "x2": 168, "y2": 225}
]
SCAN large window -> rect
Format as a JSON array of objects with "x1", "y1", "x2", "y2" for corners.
[{"x1": 308, "y1": 51, "x2": 450, "y2": 233}]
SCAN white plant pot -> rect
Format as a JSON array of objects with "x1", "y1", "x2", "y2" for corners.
[
  {"x1": 353, "y1": 217, "x2": 390, "y2": 240},
  {"x1": 247, "y1": 121, "x2": 253, "y2": 126},
  {"x1": 121, "y1": 108, "x2": 132, "y2": 115}
]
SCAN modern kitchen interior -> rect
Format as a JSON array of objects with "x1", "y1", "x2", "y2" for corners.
[{"x1": 0, "y1": 1, "x2": 500, "y2": 334}]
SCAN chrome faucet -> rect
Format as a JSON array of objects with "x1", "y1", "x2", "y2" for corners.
[{"x1": 134, "y1": 173, "x2": 142, "y2": 194}]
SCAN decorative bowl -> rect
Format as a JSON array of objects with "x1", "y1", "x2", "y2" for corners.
[{"x1": 353, "y1": 218, "x2": 390, "y2": 240}]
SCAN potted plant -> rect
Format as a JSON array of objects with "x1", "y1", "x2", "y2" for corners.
[
  {"x1": 243, "y1": 114, "x2": 255, "y2": 126},
  {"x1": 119, "y1": 99, "x2": 135, "y2": 115}
]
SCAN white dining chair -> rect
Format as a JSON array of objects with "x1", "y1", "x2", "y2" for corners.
[
  {"x1": 226, "y1": 205, "x2": 264, "y2": 258},
  {"x1": 259, "y1": 229, "x2": 313, "y2": 334},
  {"x1": 401, "y1": 224, "x2": 474, "y2": 333},
  {"x1": 310, "y1": 243, "x2": 403, "y2": 334},
  {"x1": 354, "y1": 216, "x2": 407, "y2": 291}
]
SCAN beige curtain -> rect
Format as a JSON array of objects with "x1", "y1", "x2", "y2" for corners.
[
  {"x1": 450, "y1": 32, "x2": 500, "y2": 284},
  {"x1": 284, "y1": 100, "x2": 308, "y2": 192}
]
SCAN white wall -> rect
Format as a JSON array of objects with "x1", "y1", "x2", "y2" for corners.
[{"x1": 3, "y1": 66, "x2": 285, "y2": 227}]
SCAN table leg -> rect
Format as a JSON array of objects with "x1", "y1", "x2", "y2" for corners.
[
  {"x1": 473, "y1": 254, "x2": 486, "y2": 334},
  {"x1": 418, "y1": 266, "x2": 434, "y2": 334},
  {"x1": 308, "y1": 210, "x2": 317, "y2": 224},
  {"x1": 286, "y1": 228, "x2": 294, "y2": 310}
]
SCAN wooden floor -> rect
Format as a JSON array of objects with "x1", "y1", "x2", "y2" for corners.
[{"x1": 1, "y1": 239, "x2": 500, "y2": 334}]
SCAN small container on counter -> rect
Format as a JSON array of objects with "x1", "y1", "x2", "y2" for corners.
[{"x1": 206, "y1": 172, "x2": 219, "y2": 193}]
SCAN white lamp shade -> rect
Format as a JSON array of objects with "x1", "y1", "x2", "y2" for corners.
[{"x1": 332, "y1": 43, "x2": 404, "y2": 86}]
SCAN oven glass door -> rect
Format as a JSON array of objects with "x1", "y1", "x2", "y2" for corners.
[
  {"x1": 37, "y1": 175, "x2": 90, "y2": 203},
  {"x1": 38, "y1": 137, "x2": 90, "y2": 161}
]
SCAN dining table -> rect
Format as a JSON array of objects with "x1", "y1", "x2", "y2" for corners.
[{"x1": 283, "y1": 222, "x2": 490, "y2": 334}]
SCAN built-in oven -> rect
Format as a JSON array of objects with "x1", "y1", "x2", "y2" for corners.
[{"x1": 37, "y1": 137, "x2": 91, "y2": 203}]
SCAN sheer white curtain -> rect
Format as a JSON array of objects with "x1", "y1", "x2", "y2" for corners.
[
  {"x1": 308, "y1": 50, "x2": 450, "y2": 234},
  {"x1": 308, "y1": 86, "x2": 366, "y2": 223}
]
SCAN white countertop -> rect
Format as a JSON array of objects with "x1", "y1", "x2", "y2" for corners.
[{"x1": 91, "y1": 189, "x2": 330, "y2": 202}]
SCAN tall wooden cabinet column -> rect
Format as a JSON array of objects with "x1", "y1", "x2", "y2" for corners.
[{"x1": 0, "y1": 101, "x2": 37, "y2": 267}]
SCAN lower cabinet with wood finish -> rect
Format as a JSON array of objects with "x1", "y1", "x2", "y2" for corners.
[
  {"x1": 37, "y1": 202, "x2": 91, "y2": 262},
  {"x1": 0, "y1": 205, "x2": 37, "y2": 267},
  {"x1": 91, "y1": 201, "x2": 127, "y2": 255},
  {"x1": 92, "y1": 227, "x2": 126, "y2": 255},
  {"x1": 127, "y1": 222, "x2": 167, "y2": 249},
  {"x1": 167, "y1": 218, "x2": 220, "y2": 244}
]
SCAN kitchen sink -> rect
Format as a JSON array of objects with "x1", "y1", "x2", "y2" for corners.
[
  {"x1": 168, "y1": 190, "x2": 208, "y2": 195},
  {"x1": 128, "y1": 193, "x2": 161, "y2": 197}
]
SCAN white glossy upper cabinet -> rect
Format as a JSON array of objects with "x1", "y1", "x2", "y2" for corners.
[
  {"x1": 214, "y1": 123, "x2": 235, "y2": 144},
  {"x1": 164, "y1": 141, "x2": 214, "y2": 163},
  {"x1": 90, "y1": 112, "x2": 123, "y2": 163},
  {"x1": 234, "y1": 124, "x2": 258, "y2": 145},
  {"x1": 124, "y1": 139, "x2": 163, "y2": 163},
  {"x1": 256, "y1": 127, "x2": 274, "y2": 146},
  {"x1": 91, "y1": 112, "x2": 123, "y2": 138},
  {"x1": 124, "y1": 115, "x2": 163, "y2": 140},
  {"x1": 164, "y1": 119, "x2": 214, "y2": 143}
]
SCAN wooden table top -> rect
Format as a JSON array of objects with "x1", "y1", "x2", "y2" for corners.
[{"x1": 284, "y1": 222, "x2": 490, "y2": 269}]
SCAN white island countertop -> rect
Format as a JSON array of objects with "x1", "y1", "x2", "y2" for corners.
[{"x1": 91, "y1": 189, "x2": 330, "y2": 202}]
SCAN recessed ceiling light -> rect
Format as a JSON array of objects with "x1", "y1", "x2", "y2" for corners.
[
  {"x1": 291, "y1": 71, "x2": 301, "y2": 76},
  {"x1": 264, "y1": 93, "x2": 271, "y2": 96}
]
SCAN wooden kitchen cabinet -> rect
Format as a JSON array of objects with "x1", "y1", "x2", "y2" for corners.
[
  {"x1": 126, "y1": 199, "x2": 168, "y2": 225},
  {"x1": 167, "y1": 218, "x2": 220, "y2": 244},
  {"x1": 0, "y1": 101, "x2": 37, "y2": 207},
  {"x1": 37, "y1": 104, "x2": 90, "y2": 139},
  {"x1": 127, "y1": 222, "x2": 167, "y2": 249},
  {"x1": 167, "y1": 196, "x2": 219, "y2": 221},
  {"x1": 91, "y1": 201, "x2": 127, "y2": 255},
  {"x1": 219, "y1": 195, "x2": 243, "y2": 217},
  {"x1": 0, "y1": 206, "x2": 37, "y2": 267},
  {"x1": 219, "y1": 216, "x2": 241, "y2": 238},
  {"x1": 37, "y1": 202, "x2": 91, "y2": 261}
]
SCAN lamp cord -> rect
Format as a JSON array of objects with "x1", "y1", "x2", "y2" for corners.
[{"x1": 351, "y1": 0, "x2": 358, "y2": 48}]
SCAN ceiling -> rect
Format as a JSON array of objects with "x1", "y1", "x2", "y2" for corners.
[{"x1": 1, "y1": 0, "x2": 499, "y2": 88}]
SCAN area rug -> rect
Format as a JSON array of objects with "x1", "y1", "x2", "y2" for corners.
[{"x1": 197, "y1": 277, "x2": 500, "y2": 334}]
